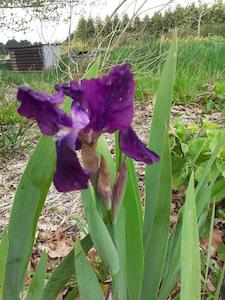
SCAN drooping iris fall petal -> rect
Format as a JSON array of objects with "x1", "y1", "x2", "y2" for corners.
[
  {"x1": 18, "y1": 85, "x2": 65, "y2": 104},
  {"x1": 119, "y1": 126, "x2": 160, "y2": 164},
  {"x1": 54, "y1": 133, "x2": 90, "y2": 192},
  {"x1": 17, "y1": 86, "x2": 72, "y2": 136}
]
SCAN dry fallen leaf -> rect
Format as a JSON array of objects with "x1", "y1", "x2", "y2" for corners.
[
  {"x1": 39, "y1": 226, "x2": 74, "y2": 259},
  {"x1": 47, "y1": 238, "x2": 73, "y2": 259},
  {"x1": 201, "y1": 228, "x2": 223, "y2": 257},
  {"x1": 87, "y1": 248, "x2": 98, "y2": 261},
  {"x1": 24, "y1": 275, "x2": 32, "y2": 286}
]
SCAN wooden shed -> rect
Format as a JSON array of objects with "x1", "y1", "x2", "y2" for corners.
[{"x1": 8, "y1": 44, "x2": 61, "y2": 71}]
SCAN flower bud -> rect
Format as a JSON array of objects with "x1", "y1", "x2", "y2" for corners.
[
  {"x1": 112, "y1": 161, "x2": 127, "y2": 219},
  {"x1": 81, "y1": 143, "x2": 99, "y2": 175},
  {"x1": 97, "y1": 156, "x2": 112, "y2": 210}
]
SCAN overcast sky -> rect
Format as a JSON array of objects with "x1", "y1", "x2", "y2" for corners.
[{"x1": 0, "y1": 0, "x2": 216, "y2": 44}]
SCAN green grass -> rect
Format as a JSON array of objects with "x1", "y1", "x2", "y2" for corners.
[
  {"x1": 1, "y1": 36, "x2": 225, "y2": 115},
  {"x1": 108, "y1": 36, "x2": 225, "y2": 102},
  {"x1": 1, "y1": 68, "x2": 66, "y2": 91},
  {"x1": 2, "y1": 36, "x2": 225, "y2": 154},
  {"x1": 174, "y1": 37, "x2": 225, "y2": 102}
]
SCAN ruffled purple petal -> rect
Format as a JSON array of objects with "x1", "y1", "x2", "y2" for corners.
[
  {"x1": 80, "y1": 64, "x2": 135, "y2": 133},
  {"x1": 17, "y1": 86, "x2": 72, "y2": 135},
  {"x1": 55, "y1": 81, "x2": 82, "y2": 103},
  {"x1": 54, "y1": 132, "x2": 90, "y2": 192},
  {"x1": 119, "y1": 127, "x2": 160, "y2": 164},
  {"x1": 18, "y1": 86, "x2": 64, "y2": 104},
  {"x1": 57, "y1": 64, "x2": 135, "y2": 133}
]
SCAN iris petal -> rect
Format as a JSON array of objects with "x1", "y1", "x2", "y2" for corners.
[
  {"x1": 80, "y1": 63, "x2": 135, "y2": 133},
  {"x1": 54, "y1": 132, "x2": 90, "y2": 192},
  {"x1": 57, "y1": 64, "x2": 135, "y2": 133},
  {"x1": 119, "y1": 126, "x2": 160, "y2": 164},
  {"x1": 71, "y1": 102, "x2": 89, "y2": 130},
  {"x1": 17, "y1": 86, "x2": 72, "y2": 136},
  {"x1": 55, "y1": 81, "x2": 82, "y2": 103},
  {"x1": 18, "y1": 86, "x2": 64, "y2": 104}
]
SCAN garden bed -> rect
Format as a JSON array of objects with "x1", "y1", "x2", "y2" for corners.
[{"x1": 1, "y1": 99, "x2": 224, "y2": 254}]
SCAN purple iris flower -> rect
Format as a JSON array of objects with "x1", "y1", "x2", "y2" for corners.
[{"x1": 17, "y1": 64, "x2": 159, "y2": 193}]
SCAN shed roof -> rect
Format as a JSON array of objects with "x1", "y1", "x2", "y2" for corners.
[{"x1": 7, "y1": 44, "x2": 60, "y2": 50}]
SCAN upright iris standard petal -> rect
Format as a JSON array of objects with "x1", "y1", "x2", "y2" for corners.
[
  {"x1": 71, "y1": 102, "x2": 89, "y2": 130},
  {"x1": 80, "y1": 64, "x2": 135, "y2": 133},
  {"x1": 119, "y1": 126, "x2": 160, "y2": 164},
  {"x1": 17, "y1": 86, "x2": 72, "y2": 136},
  {"x1": 54, "y1": 132, "x2": 90, "y2": 192},
  {"x1": 57, "y1": 64, "x2": 135, "y2": 133},
  {"x1": 55, "y1": 81, "x2": 82, "y2": 103}
]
